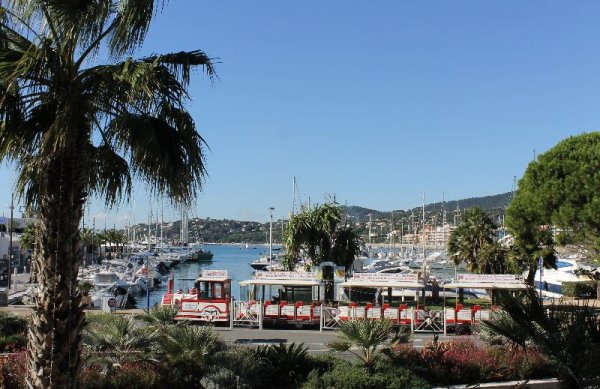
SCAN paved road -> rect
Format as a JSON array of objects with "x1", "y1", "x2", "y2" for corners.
[{"x1": 213, "y1": 326, "x2": 452, "y2": 352}]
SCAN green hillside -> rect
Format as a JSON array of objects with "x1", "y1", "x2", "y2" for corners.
[{"x1": 129, "y1": 192, "x2": 512, "y2": 244}]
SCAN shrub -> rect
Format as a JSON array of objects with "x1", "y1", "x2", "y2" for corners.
[
  {"x1": 80, "y1": 362, "x2": 160, "y2": 389},
  {"x1": 0, "y1": 334, "x2": 27, "y2": 352},
  {"x1": 254, "y1": 343, "x2": 312, "y2": 386},
  {"x1": 302, "y1": 359, "x2": 430, "y2": 389},
  {"x1": 562, "y1": 281, "x2": 597, "y2": 298},
  {"x1": 0, "y1": 312, "x2": 28, "y2": 336},
  {"x1": 389, "y1": 338, "x2": 554, "y2": 386},
  {"x1": 0, "y1": 352, "x2": 27, "y2": 389}
]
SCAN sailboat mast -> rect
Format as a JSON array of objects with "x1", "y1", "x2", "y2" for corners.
[
  {"x1": 147, "y1": 202, "x2": 151, "y2": 251},
  {"x1": 422, "y1": 194, "x2": 426, "y2": 272}
]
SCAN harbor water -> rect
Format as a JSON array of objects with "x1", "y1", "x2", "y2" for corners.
[
  {"x1": 135, "y1": 244, "x2": 464, "y2": 309},
  {"x1": 135, "y1": 243, "x2": 274, "y2": 308}
]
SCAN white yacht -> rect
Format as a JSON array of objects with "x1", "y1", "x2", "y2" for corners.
[{"x1": 531, "y1": 258, "x2": 596, "y2": 298}]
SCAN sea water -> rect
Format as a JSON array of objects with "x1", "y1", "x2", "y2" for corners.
[{"x1": 135, "y1": 243, "x2": 274, "y2": 308}]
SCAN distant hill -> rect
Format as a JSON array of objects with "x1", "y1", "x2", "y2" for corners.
[
  {"x1": 128, "y1": 192, "x2": 512, "y2": 243},
  {"x1": 341, "y1": 192, "x2": 512, "y2": 223}
]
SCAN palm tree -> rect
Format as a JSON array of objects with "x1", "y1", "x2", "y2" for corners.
[
  {"x1": 0, "y1": 2, "x2": 214, "y2": 387},
  {"x1": 328, "y1": 318, "x2": 403, "y2": 373},
  {"x1": 447, "y1": 207, "x2": 498, "y2": 274},
  {"x1": 284, "y1": 203, "x2": 361, "y2": 271}
]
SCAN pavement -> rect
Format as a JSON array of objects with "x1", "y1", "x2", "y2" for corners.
[{"x1": 213, "y1": 326, "x2": 449, "y2": 352}]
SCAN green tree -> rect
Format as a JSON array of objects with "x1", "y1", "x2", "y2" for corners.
[
  {"x1": 284, "y1": 203, "x2": 361, "y2": 271},
  {"x1": 20, "y1": 222, "x2": 41, "y2": 282},
  {"x1": 0, "y1": 2, "x2": 214, "y2": 387},
  {"x1": 504, "y1": 135, "x2": 600, "y2": 282},
  {"x1": 447, "y1": 207, "x2": 507, "y2": 274}
]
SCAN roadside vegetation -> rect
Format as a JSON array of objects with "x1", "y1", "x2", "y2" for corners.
[{"x1": 0, "y1": 307, "x2": 559, "y2": 388}]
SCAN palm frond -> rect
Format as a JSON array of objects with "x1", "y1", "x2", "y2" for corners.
[
  {"x1": 108, "y1": 0, "x2": 158, "y2": 57},
  {"x1": 87, "y1": 143, "x2": 132, "y2": 207},
  {"x1": 107, "y1": 109, "x2": 206, "y2": 204},
  {"x1": 143, "y1": 50, "x2": 217, "y2": 85}
]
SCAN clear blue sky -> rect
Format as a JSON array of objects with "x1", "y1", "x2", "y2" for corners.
[{"x1": 1, "y1": 1, "x2": 599, "y2": 226}]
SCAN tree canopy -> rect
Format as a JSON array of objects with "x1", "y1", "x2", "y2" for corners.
[
  {"x1": 506, "y1": 133, "x2": 600, "y2": 279},
  {"x1": 447, "y1": 207, "x2": 513, "y2": 274}
]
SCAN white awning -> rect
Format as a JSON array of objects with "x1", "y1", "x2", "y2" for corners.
[
  {"x1": 239, "y1": 279, "x2": 322, "y2": 287},
  {"x1": 443, "y1": 282, "x2": 529, "y2": 290},
  {"x1": 195, "y1": 277, "x2": 230, "y2": 283},
  {"x1": 340, "y1": 280, "x2": 425, "y2": 289}
]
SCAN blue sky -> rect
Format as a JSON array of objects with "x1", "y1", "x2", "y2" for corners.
[{"x1": 1, "y1": 1, "x2": 599, "y2": 225}]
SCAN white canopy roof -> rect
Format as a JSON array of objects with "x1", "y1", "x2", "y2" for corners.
[
  {"x1": 239, "y1": 279, "x2": 321, "y2": 287},
  {"x1": 340, "y1": 280, "x2": 424, "y2": 289},
  {"x1": 195, "y1": 276, "x2": 230, "y2": 283},
  {"x1": 443, "y1": 282, "x2": 528, "y2": 290}
]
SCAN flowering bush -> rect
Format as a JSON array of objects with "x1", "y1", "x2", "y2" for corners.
[
  {"x1": 0, "y1": 352, "x2": 27, "y2": 389},
  {"x1": 80, "y1": 362, "x2": 160, "y2": 389},
  {"x1": 390, "y1": 337, "x2": 554, "y2": 386}
]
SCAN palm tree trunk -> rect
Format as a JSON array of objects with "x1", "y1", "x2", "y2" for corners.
[{"x1": 27, "y1": 149, "x2": 87, "y2": 388}]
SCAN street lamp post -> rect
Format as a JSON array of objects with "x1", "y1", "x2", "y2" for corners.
[
  {"x1": 269, "y1": 207, "x2": 274, "y2": 271},
  {"x1": 8, "y1": 193, "x2": 14, "y2": 290}
]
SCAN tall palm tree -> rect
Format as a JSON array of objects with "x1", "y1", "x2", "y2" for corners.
[
  {"x1": 284, "y1": 203, "x2": 361, "y2": 271},
  {"x1": 0, "y1": 2, "x2": 214, "y2": 387},
  {"x1": 447, "y1": 207, "x2": 499, "y2": 273}
]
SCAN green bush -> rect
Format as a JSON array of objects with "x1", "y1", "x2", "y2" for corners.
[
  {"x1": 254, "y1": 343, "x2": 312, "y2": 386},
  {"x1": 0, "y1": 334, "x2": 27, "y2": 352},
  {"x1": 561, "y1": 281, "x2": 598, "y2": 298},
  {"x1": 0, "y1": 312, "x2": 28, "y2": 336},
  {"x1": 302, "y1": 359, "x2": 430, "y2": 389}
]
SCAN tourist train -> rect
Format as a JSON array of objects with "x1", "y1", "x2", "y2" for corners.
[{"x1": 160, "y1": 268, "x2": 529, "y2": 334}]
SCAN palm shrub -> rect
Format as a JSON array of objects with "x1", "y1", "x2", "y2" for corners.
[
  {"x1": 136, "y1": 304, "x2": 180, "y2": 335},
  {"x1": 157, "y1": 325, "x2": 225, "y2": 387},
  {"x1": 201, "y1": 347, "x2": 271, "y2": 389},
  {"x1": 328, "y1": 319, "x2": 402, "y2": 373},
  {"x1": 482, "y1": 289, "x2": 600, "y2": 388},
  {"x1": 254, "y1": 342, "x2": 311, "y2": 387},
  {"x1": 83, "y1": 314, "x2": 159, "y2": 374}
]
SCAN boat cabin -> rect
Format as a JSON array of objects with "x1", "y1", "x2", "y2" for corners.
[{"x1": 161, "y1": 269, "x2": 231, "y2": 322}]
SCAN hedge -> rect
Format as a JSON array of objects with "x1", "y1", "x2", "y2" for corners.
[{"x1": 561, "y1": 281, "x2": 598, "y2": 298}]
